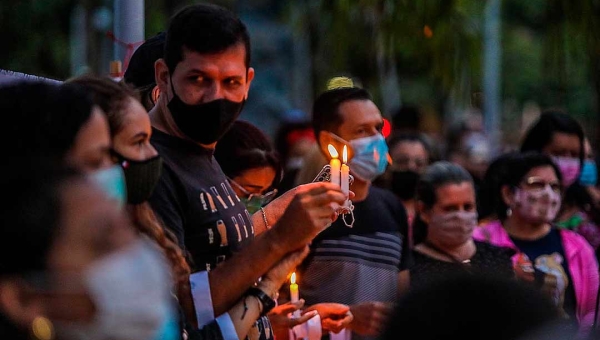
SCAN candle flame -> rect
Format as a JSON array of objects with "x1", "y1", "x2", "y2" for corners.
[
  {"x1": 342, "y1": 145, "x2": 348, "y2": 163},
  {"x1": 327, "y1": 144, "x2": 339, "y2": 158},
  {"x1": 290, "y1": 272, "x2": 297, "y2": 284}
]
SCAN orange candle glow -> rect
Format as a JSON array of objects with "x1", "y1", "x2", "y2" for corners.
[
  {"x1": 328, "y1": 144, "x2": 341, "y2": 187},
  {"x1": 290, "y1": 272, "x2": 300, "y2": 317}
]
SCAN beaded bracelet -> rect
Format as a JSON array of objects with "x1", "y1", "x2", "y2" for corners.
[{"x1": 260, "y1": 207, "x2": 270, "y2": 230}]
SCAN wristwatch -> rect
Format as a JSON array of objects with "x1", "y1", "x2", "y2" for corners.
[{"x1": 246, "y1": 286, "x2": 276, "y2": 316}]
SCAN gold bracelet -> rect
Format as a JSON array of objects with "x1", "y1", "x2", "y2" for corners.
[{"x1": 260, "y1": 207, "x2": 270, "y2": 230}]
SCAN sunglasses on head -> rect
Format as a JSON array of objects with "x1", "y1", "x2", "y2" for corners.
[{"x1": 521, "y1": 176, "x2": 561, "y2": 193}]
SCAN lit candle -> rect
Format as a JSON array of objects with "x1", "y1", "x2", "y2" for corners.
[
  {"x1": 290, "y1": 272, "x2": 301, "y2": 318},
  {"x1": 341, "y1": 145, "x2": 349, "y2": 197},
  {"x1": 328, "y1": 144, "x2": 341, "y2": 187}
]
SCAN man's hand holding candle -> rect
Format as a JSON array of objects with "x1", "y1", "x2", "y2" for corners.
[
  {"x1": 304, "y1": 303, "x2": 354, "y2": 334},
  {"x1": 268, "y1": 299, "x2": 319, "y2": 338},
  {"x1": 253, "y1": 182, "x2": 355, "y2": 236},
  {"x1": 268, "y1": 182, "x2": 349, "y2": 252},
  {"x1": 328, "y1": 144, "x2": 352, "y2": 215},
  {"x1": 258, "y1": 247, "x2": 310, "y2": 301}
]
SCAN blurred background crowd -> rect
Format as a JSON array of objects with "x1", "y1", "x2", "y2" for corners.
[{"x1": 2, "y1": 0, "x2": 600, "y2": 150}]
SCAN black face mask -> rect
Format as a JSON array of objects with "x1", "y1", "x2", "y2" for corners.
[
  {"x1": 167, "y1": 79, "x2": 245, "y2": 144},
  {"x1": 392, "y1": 170, "x2": 420, "y2": 200},
  {"x1": 114, "y1": 152, "x2": 163, "y2": 205}
]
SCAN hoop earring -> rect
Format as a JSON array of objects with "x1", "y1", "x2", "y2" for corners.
[
  {"x1": 31, "y1": 316, "x2": 54, "y2": 340},
  {"x1": 506, "y1": 207, "x2": 512, "y2": 217}
]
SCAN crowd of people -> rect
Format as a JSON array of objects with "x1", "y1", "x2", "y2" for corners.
[{"x1": 1, "y1": 3, "x2": 600, "y2": 340}]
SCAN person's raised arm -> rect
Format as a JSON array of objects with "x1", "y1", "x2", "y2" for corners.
[
  {"x1": 228, "y1": 247, "x2": 310, "y2": 339},
  {"x1": 251, "y1": 186, "x2": 298, "y2": 235},
  {"x1": 188, "y1": 248, "x2": 310, "y2": 340},
  {"x1": 210, "y1": 182, "x2": 347, "y2": 316},
  {"x1": 253, "y1": 184, "x2": 355, "y2": 235}
]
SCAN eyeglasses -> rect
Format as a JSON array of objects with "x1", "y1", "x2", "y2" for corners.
[
  {"x1": 521, "y1": 176, "x2": 561, "y2": 193},
  {"x1": 228, "y1": 177, "x2": 278, "y2": 203}
]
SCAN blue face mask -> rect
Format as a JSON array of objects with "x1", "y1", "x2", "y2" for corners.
[
  {"x1": 89, "y1": 165, "x2": 127, "y2": 208},
  {"x1": 153, "y1": 306, "x2": 181, "y2": 340},
  {"x1": 580, "y1": 160, "x2": 598, "y2": 186},
  {"x1": 348, "y1": 134, "x2": 390, "y2": 181}
]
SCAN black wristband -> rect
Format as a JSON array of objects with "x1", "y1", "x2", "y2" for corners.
[{"x1": 245, "y1": 286, "x2": 276, "y2": 316}]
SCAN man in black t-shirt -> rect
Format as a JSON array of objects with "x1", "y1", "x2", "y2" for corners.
[
  {"x1": 147, "y1": 4, "x2": 348, "y2": 339},
  {"x1": 296, "y1": 78, "x2": 411, "y2": 340}
]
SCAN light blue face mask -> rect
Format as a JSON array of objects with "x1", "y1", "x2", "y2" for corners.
[
  {"x1": 349, "y1": 133, "x2": 390, "y2": 181},
  {"x1": 580, "y1": 160, "x2": 598, "y2": 186},
  {"x1": 153, "y1": 306, "x2": 181, "y2": 340},
  {"x1": 89, "y1": 165, "x2": 127, "y2": 208}
]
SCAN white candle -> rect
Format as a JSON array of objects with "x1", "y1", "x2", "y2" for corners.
[
  {"x1": 290, "y1": 272, "x2": 301, "y2": 318},
  {"x1": 341, "y1": 145, "x2": 349, "y2": 197},
  {"x1": 328, "y1": 144, "x2": 341, "y2": 187}
]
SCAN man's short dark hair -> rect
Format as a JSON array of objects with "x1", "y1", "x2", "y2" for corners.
[
  {"x1": 164, "y1": 3, "x2": 251, "y2": 73},
  {"x1": 312, "y1": 87, "x2": 372, "y2": 137}
]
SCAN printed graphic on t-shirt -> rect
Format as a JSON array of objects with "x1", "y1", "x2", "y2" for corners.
[
  {"x1": 222, "y1": 182, "x2": 236, "y2": 206},
  {"x1": 232, "y1": 216, "x2": 242, "y2": 242},
  {"x1": 534, "y1": 252, "x2": 570, "y2": 319},
  {"x1": 216, "y1": 220, "x2": 227, "y2": 247},
  {"x1": 239, "y1": 213, "x2": 249, "y2": 238},
  {"x1": 188, "y1": 181, "x2": 254, "y2": 269},
  {"x1": 201, "y1": 192, "x2": 218, "y2": 212},
  {"x1": 200, "y1": 192, "x2": 208, "y2": 211},
  {"x1": 211, "y1": 186, "x2": 229, "y2": 209},
  {"x1": 198, "y1": 181, "x2": 254, "y2": 251},
  {"x1": 208, "y1": 228, "x2": 215, "y2": 245}
]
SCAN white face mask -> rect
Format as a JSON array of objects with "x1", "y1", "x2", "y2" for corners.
[{"x1": 56, "y1": 238, "x2": 179, "y2": 340}]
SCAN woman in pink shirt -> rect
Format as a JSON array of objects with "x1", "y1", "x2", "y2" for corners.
[{"x1": 474, "y1": 152, "x2": 599, "y2": 334}]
